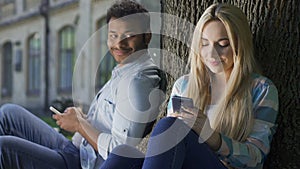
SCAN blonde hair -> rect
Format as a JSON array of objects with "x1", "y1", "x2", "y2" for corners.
[{"x1": 187, "y1": 3, "x2": 257, "y2": 141}]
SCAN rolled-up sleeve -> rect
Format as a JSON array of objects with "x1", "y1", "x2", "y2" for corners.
[
  {"x1": 97, "y1": 69, "x2": 164, "y2": 159},
  {"x1": 217, "y1": 77, "x2": 279, "y2": 168}
]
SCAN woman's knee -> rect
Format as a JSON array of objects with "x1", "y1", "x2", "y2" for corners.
[
  {"x1": 111, "y1": 145, "x2": 144, "y2": 158},
  {"x1": 102, "y1": 145, "x2": 144, "y2": 169},
  {"x1": 151, "y1": 117, "x2": 179, "y2": 136}
]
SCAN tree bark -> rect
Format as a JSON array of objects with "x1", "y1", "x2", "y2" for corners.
[{"x1": 161, "y1": 0, "x2": 300, "y2": 168}]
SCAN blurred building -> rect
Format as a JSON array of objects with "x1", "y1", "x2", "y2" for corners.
[{"x1": 0, "y1": 0, "x2": 161, "y2": 111}]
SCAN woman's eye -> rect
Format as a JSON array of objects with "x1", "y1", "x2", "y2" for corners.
[
  {"x1": 201, "y1": 42, "x2": 209, "y2": 46},
  {"x1": 218, "y1": 40, "x2": 230, "y2": 47},
  {"x1": 219, "y1": 43, "x2": 230, "y2": 48}
]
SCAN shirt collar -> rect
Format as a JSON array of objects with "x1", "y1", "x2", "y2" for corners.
[{"x1": 112, "y1": 51, "x2": 151, "y2": 78}]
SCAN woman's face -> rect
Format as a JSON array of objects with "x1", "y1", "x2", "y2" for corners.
[{"x1": 200, "y1": 20, "x2": 234, "y2": 77}]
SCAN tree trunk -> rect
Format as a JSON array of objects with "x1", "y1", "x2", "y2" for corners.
[{"x1": 161, "y1": 0, "x2": 300, "y2": 168}]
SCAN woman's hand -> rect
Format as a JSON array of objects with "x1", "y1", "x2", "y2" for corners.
[
  {"x1": 169, "y1": 106, "x2": 204, "y2": 127},
  {"x1": 52, "y1": 107, "x2": 86, "y2": 133},
  {"x1": 169, "y1": 106, "x2": 214, "y2": 143}
]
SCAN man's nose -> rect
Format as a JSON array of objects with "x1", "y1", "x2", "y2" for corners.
[{"x1": 115, "y1": 36, "x2": 128, "y2": 47}]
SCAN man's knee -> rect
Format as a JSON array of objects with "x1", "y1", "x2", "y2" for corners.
[
  {"x1": 0, "y1": 103, "x2": 24, "y2": 119},
  {"x1": 0, "y1": 136, "x2": 16, "y2": 150},
  {"x1": 1, "y1": 103, "x2": 21, "y2": 113}
]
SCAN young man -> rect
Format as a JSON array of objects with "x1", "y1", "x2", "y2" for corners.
[{"x1": 0, "y1": 1, "x2": 166, "y2": 169}]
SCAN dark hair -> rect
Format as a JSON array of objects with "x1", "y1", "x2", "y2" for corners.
[{"x1": 106, "y1": 0, "x2": 150, "y2": 31}]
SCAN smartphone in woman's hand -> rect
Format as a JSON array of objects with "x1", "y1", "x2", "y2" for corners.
[{"x1": 172, "y1": 96, "x2": 194, "y2": 113}]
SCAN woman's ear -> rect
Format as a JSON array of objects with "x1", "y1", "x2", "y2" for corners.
[{"x1": 144, "y1": 33, "x2": 152, "y2": 45}]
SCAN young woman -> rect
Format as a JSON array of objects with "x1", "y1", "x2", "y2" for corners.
[{"x1": 100, "y1": 3, "x2": 279, "y2": 169}]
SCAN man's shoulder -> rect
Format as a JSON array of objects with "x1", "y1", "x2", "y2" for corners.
[{"x1": 119, "y1": 65, "x2": 167, "y2": 92}]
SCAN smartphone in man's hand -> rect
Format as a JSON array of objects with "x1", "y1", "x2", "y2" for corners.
[
  {"x1": 49, "y1": 106, "x2": 63, "y2": 115},
  {"x1": 172, "y1": 96, "x2": 194, "y2": 113}
]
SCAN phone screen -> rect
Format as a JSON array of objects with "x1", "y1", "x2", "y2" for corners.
[{"x1": 171, "y1": 96, "x2": 194, "y2": 112}]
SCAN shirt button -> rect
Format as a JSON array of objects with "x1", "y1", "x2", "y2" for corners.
[{"x1": 83, "y1": 140, "x2": 88, "y2": 146}]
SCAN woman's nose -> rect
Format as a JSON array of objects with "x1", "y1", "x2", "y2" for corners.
[{"x1": 205, "y1": 46, "x2": 219, "y2": 59}]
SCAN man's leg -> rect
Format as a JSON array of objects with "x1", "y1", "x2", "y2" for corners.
[
  {"x1": 0, "y1": 136, "x2": 68, "y2": 169},
  {"x1": 0, "y1": 103, "x2": 67, "y2": 148},
  {"x1": 0, "y1": 103, "x2": 80, "y2": 169}
]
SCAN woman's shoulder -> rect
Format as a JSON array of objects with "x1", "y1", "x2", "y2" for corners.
[
  {"x1": 251, "y1": 73, "x2": 277, "y2": 88},
  {"x1": 169, "y1": 74, "x2": 190, "y2": 95},
  {"x1": 177, "y1": 75, "x2": 189, "y2": 82},
  {"x1": 173, "y1": 74, "x2": 189, "y2": 87},
  {"x1": 250, "y1": 73, "x2": 278, "y2": 99}
]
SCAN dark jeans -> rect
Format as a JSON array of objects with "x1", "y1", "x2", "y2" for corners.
[
  {"x1": 0, "y1": 103, "x2": 81, "y2": 169},
  {"x1": 101, "y1": 117, "x2": 227, "y2": 169}
]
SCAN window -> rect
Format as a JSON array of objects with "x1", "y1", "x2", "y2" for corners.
[
  {"x1": 1, "y1": 42, "x2": 13, "y2": 97},
  {"x1": 58, "y1": 26, "x2": 75, "y2": 93},
  {"x1": 24, "y1": 0, "x2": 40, "y2": 11},
  {"x1": 95, "y1": 17, "x2": 116, "y2": 91},
  {"x1": 0, "y1": 0, "x2": 15, "y2": 19},
  {"x1": 27, "y1": 33, "x2": 41, "y2": 95}
]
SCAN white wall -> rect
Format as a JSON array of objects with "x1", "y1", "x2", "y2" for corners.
[{"x1": 0, "y1": 16, "x2": 45, "y2": 108}]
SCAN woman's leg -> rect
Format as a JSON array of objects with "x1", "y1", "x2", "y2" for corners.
[
  {"x1": 0, "y1": 103, "x2": 80, "y2": 169},
  {"x1": 100, "y1": 145, "x2": 145, "y2": 169},
  {"x1": 142, "y1": 117, "x2": 227, "y2": 169}
]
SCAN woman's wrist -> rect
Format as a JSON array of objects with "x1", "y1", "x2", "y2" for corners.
[{"x1": 206, "y1": 131, "x2": 222, "y2": 151}]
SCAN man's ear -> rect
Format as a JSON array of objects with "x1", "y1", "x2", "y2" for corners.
[{"x1": 144, "y1": 33, "x2": 152, "y2": 45}]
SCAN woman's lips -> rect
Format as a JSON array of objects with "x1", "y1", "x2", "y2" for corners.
[{"x1": 209, "y1": 60, "x2": 221, "y2": 66}]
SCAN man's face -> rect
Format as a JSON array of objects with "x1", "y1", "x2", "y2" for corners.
[{"x1": 107, "y1": 17, "x2": 150, "y2": 64}]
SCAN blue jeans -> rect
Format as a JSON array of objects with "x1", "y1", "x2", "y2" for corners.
[
  {"x1": 101, "y1": 117, "x2": 227, "y2": 169},
  {"x1": 0, "y1": 104, "x2": 81, "y2": 169}
]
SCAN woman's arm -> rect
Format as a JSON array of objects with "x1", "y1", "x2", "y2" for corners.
[
  {"x1": 215, "y1": 77, "x2": 279, "y2": 168},
  {"x1": 170, "y1": 76, "x2": 279, "y2": 168}
]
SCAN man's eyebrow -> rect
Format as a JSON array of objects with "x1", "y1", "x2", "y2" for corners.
[{"x1": 108, "y1": 30, "x2": 137, "y2": 33}]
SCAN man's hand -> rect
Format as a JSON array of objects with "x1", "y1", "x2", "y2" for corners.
[
  {"x1": 52, "y1": 107, "x2": 85, "y2": 133},
  {"x1": 53, "y1": 106, "x2": 100, "y2": 151}
]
